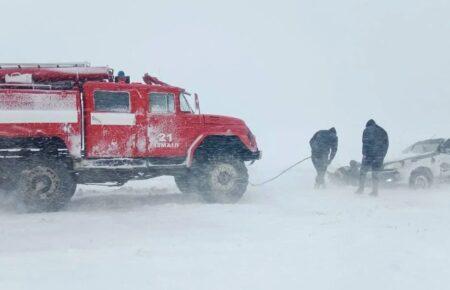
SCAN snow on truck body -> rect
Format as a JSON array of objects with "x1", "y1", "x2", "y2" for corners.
[
  {"x1": 0, "y1": 90, "x2": 82, "y2": 157},
  {"x1": 0, "y1": 63, "x2": 261, "y2": 212}
]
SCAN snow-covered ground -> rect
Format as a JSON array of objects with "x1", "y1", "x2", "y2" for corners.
[{"x1": 1, "y1": 168, "x2": 449, "y2": 290}]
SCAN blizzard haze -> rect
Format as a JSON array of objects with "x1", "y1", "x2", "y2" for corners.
[
  {"x1": 2, "y1": 0, "x2": 449, "y2": 166},
  {"x1": 1, "y1": 1, "x2": 450, "y2": 290}
]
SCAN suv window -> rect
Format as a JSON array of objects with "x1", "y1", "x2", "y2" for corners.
[
  {"x1": 149, "y1": 93, "x2": 175, "y2": 113},
  {"x1": 442, "y1": 140, "x2": 450, "y2": 153},
  {"x1": 403, "y1": 139, "x2": 444, "y2": 154},
  {"x1": 94, "y1": 91, "x2": 130, "y2": 112}
]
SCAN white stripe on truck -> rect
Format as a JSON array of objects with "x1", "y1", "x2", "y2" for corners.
[
  {"x1": 0, "y1": 92, "x2": 78, "y2": 124},
  {"x1": 0, "y1": 110, "x2": 78, "y2": 123},
  {"x1": 90, "y1": 113, "x2": 136, "y2": 126}
]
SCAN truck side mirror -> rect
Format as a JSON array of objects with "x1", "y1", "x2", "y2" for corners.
[{"x1": 194, "y1": 93, "x2": 201, "y2": 114}]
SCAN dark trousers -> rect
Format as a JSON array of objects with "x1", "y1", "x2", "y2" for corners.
[
  {"x1": 312, "y1": 154, "x2": 329, "y2": 188},
  {"x1": 358, "y1": 156, "x2": 384, "y2": 193}
]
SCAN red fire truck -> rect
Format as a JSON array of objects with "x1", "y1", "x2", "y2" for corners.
[{"x1": 0, "y1": 63, "x2": 261, "y2": 212}]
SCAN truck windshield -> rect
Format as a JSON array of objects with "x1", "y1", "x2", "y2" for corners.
[{"x1": 180, "y1": 92, "x2": 194, "y2": 113}]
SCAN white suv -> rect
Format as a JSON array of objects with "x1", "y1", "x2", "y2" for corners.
[{"x1": 384, "y1": 138, "x2": 450, "y2": 189}]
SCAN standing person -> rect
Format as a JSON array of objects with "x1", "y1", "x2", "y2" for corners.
[
  {"x1": 356, "y1": 119, "x2": 389, "y2": 196},
  {"x1": 309, "y1": 128, "x2": 338, "y2": 189}
]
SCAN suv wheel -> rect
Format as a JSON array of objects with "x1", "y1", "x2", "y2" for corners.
[
  {"x1": 16, "y1": 158, "x2": 76, "y2": 212},
  {"x1": 197, "y1": 156, "x2": 248, "y2": 203},
  {"x1": 409, "y1": 168, "x2": 433, "y2": 190}
]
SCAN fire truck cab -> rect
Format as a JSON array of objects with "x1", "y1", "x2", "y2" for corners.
[{"x1": 0, "y1": 63, "x2": 261, "y2": 212}]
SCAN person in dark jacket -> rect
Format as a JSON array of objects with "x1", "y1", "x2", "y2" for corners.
[
  {"x1": 356, "y1": 119, "x2": 389, "y2": 196},
  {"x1": 310, "y1": 128, "x2": 338, "y2": 188}
]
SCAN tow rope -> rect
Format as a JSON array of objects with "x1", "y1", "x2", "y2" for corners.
[{"x1": 249, "y1": 156, "x2": 311, "y2": 186}]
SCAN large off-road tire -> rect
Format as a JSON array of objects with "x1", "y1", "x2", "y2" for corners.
[
  {"x1": 0, "y1": 164, "x2": 21, "y2": 198},
  {"x1": 409, "y1": 168, "x2": 433, "y2": 190},
  {"x1": 174, "y1": 173, "x2": 200, "y2": 194},
  {"x1": 197, "y1": 156, "x2": 248, "y2": 203},
  {"x1": 15, "y1": 158, "x2": 77, "y2": 212},
  {"x1": 0, "y1": 176, "x2": 18, "y2": 193}
]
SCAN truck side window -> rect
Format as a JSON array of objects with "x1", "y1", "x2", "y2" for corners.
[
  {"x1": 149, "y1": 93, "x2": 175, "y2": 113},
  {"x1": 94, "y1": 91, "x2": 130, "y2": 112},
  {"x1": 180, "y1": 93, "x2": 194, "y2": 113}
]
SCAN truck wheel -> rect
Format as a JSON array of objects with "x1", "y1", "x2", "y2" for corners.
[
  {"x1": 0, "y1": 176, "x2": 18, "y2": 194},
  {"x1": 0, "y1": 164, "x2": 19, "y2": 194},
  {"x1": 409, "y1": 168, "x2": 433, "y2": 190},
  {"x1": 16, "y1": 158, "x2": 76, "y2": 212},
  {"x1": 174, "y1": 173, "x2": 199, "y2": 194},
  {"x1": 197, "y1": 156, "x2": 248, "y2": 203}
]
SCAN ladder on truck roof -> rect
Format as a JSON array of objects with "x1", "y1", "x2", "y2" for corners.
[
  {"x1": 0, "y1": 62, "x2": 113, "y2": 87},
  {"x1": 0, "y1": 62, "x2": 90, "y2": 69}
]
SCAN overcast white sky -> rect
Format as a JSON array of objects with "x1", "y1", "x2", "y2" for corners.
[{"x1": 1, "y1": 0, "x2": 449, "y2": 168}]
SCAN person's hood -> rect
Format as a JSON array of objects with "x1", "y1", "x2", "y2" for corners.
[{"x1": 366, "y1": 119, "x2": 376, "y2": 127}]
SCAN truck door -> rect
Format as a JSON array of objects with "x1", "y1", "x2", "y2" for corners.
[
  {"x1": 177, "y1": 92, "x2": 204, "y2": 152},
  {"x1": 145, "y1": 90, "x2": 203, "y2": 160},
  {"x1": 84, "y1": 87, "x2": 142, "y2": 158},
  {"x1": 146, "y1": 91, "x2": 181, "y2": 157}
]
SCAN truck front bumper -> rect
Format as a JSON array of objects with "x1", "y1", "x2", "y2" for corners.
[{"x1": 249, "y1": 150, "x2": 262, "y2": 161}]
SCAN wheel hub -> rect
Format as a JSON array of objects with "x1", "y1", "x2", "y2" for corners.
[
  {"x1": 414, "y1": 176, "x2": 429, "y2": 189},
  {"x1": 211, "y1": 163, "x2": 237, "y2": 192},
  {"x1": 23, "y1": 166, "x2": 60, "y2": 200},
  {"x1": 32, "y1": 176, "x2": 53, "y2": 194},
  {"x1": 217, "y1": 171, "x2": 233, "y2": 185}
]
